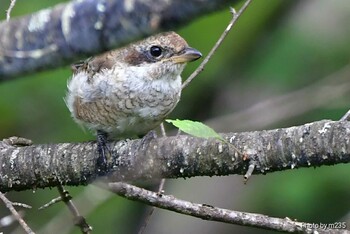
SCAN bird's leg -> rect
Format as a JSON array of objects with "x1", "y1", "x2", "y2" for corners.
[{"x1": 96, "y1": 130, "x2": 111, "y2": 175}]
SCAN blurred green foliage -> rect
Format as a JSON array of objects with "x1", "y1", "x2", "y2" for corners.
[{"x1": 0, "y1": 0, "x2": 349, "y2": 233}]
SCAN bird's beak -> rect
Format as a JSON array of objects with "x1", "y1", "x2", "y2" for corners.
[{"x1": 172, "y1": 47, "x2": 202, "y2": 64}]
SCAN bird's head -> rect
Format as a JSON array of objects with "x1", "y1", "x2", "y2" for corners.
[
  {"x1": 71, "y1": 32, "x2": 201, "y2": 83},
  {"x1": 120, "y1": 31, "x2": 202, "y2": 80}
]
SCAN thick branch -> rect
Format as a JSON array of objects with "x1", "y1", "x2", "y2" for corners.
[
  {"x1": 0, "y1": 120, "x2": 349, "y2": 192},
  {"x1": 0, "y1": 0, "x2": 234, "y2": 80}
]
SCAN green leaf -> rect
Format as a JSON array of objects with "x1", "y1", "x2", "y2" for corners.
[{"x1": 165, "y1": 119, "x2": 225, "y2": 142}]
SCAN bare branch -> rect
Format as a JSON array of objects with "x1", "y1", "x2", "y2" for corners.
[
  {"x1": 182, "y1": 0, "x2": 252, "y2": 89},
  {"x1": 340, "y1": 109, "x2": 350, "y2": 121},
  {"x1": 38, "y1": 196, "x2": 63, "y2": 210},
  {"x1": 0, "y1": 0, "x2": 236, "y2": 80},
  {"x1": 6, "y1": 0, "x2": 17, "y2": 22},
  {"x1": 138, "y1": 124, "x2": 168, "y2": 234},
  {"x1": 10, "y1": 202, "x2": 32, "y2": 209},
  {"x1": 38, "y1": 185, "x2": 112, "y2": 234},
  {"x1": 56, "y1": 185, "x2": 92, "y2": 234},
  {"x1": 137, "y1": 179, "x2": 166, "y2": 234},
  {"x1": 109, "y1": 182, "x2": 346, "y2": 233},
  {"x1": 0, "y1": 120, "x2": 349, "y2": 192},
  {"x1": 0, "y1": 192, "x2": 34, "y2": 234},
  {"x1": 38, "y1": 186, "x2": 92, "y2": 233}
]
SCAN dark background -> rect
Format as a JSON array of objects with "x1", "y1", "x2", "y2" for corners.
[{"x1": 0, "y1": 0, "x2": 349, "y2": 233}]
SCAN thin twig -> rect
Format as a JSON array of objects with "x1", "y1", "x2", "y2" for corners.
[
  {"x1": 2, "y1": 136, "x2": 33, "y2": 146},
  {"x1": 137, "y1": 179, "x2": 166, "y2": 234},
  {"x1": 181, "y1": 0, "x2": 251, "y2": 162},
  {"x1": 158, "y1": 125, "x2": 167, "y2": 196},
  {"x1": 38, "y1": 196, "x2": 63, "y2": 210},
  {"x1": 108, "y1": 182, "x2": 330, "y2": 233},
  {"x1": 6, "y1": 0, "x2": 17, "y2": 21},
  {"x1": 0, "y1": 191, "x2": 34, "y2": 234},
  {"x1": 138, "y1": 124, "x2": 168, "y2": 234},
  {"x1": 182, "y1": 0, "x2": 253, "y2": 89},
  {"x1": 11, "y1": 202, "x2": 32, "y2": 209},
  {"x1": 158, "y1": 124, "x2": 167, "y2": 195},
  {"x1": 243, "y1": 162, "x2": 255, "y2": 183},
  {"x1": 38, "y1": 184, "x2": 112, "y2": 234},
  {"x1": 56, "y1": 184, "x2": 92, "y2": 234},
  {"x1": 159, "y1": 122, "x2": 167, "y2": 137},
  {"x1": 340, "y1": 109, "x2": 350, "y2": 121}
]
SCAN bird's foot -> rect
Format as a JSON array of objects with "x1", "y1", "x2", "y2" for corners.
[
  {"x1": 96, "y1": 130, "x2": 112, "y2": 176},
  {"x1": 139, "y1": 130, "x2": 158, "y2": 150}
]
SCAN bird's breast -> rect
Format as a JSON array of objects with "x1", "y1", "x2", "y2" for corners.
[{"x1": 66, "y1": 70, "x2": 182, "y2": 136}]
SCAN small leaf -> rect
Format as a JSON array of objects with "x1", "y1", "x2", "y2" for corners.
[{"x1": 166, "y1": 119, "x2": 225, "y2": 142}]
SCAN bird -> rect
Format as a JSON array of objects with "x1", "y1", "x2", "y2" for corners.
[{"x1": 65, "y1": 31, "x2": 202, "y2": 174}]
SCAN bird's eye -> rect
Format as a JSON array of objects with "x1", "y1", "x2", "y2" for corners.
[{"x1": 149, "y1": 46, "x2": 163, "y2": 57}]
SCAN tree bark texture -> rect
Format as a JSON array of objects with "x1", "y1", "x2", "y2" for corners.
[{"x1": 0, "y1": 120, "x2": 349, "y2": 192}]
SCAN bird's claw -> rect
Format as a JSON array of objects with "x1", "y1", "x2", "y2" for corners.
[{"x1": 139, "y1": 130, "x2": 158, "y2": 150}]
